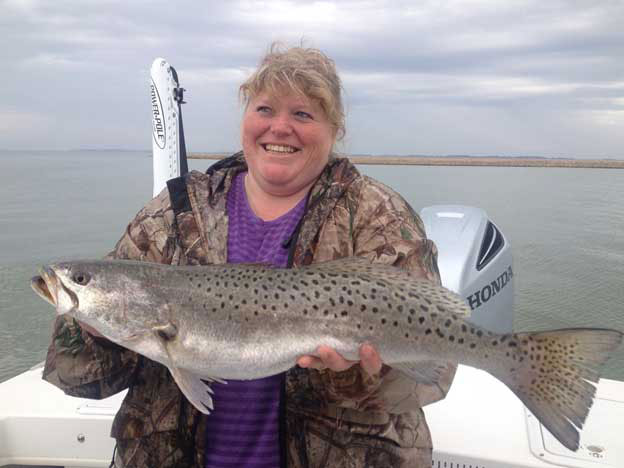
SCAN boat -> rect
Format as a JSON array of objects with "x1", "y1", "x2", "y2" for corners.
[{"x1": 1, "y1": 59, "x2": 622, "y2": 468}]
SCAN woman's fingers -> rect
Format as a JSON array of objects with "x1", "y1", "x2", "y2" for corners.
[
  {"x1": 359, "y1": 343, "x2": 382, "y2": 376},
  {"x1": 297, "y1": 344, "x2": 382, "y2": 376}
]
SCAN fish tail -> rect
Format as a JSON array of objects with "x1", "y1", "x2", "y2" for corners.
[{"x1": 492, "y1": 328, "x2": 622, "y2": 451}]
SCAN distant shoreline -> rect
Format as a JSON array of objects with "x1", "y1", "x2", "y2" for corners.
[{"x1": 188, "y1": 153, "x2": 624, "y2": 169}]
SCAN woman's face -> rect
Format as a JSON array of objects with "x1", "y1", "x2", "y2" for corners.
[{"x1": 241, "y1": 90, "x2": 336, "y2": 197}]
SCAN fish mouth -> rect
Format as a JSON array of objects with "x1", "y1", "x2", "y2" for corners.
[
  {"x1": 31, "y1": 266, "x2": 79, "y2": 312},
  {"x1": 31, "y1": 267, "x2": 57, "y2": 306}
]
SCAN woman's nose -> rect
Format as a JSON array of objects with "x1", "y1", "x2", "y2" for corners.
[{"x1": 270, "y1": 114, "x2": 293, "y2": 136}]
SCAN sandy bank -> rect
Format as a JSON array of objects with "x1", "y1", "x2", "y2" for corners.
[{"x1": 188, "y1": 153, "x2": 624, "y2": 169}]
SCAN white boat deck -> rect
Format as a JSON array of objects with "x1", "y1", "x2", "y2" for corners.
[{"x1": 1, "y1": 364, "x2": 622, "y2": 468}]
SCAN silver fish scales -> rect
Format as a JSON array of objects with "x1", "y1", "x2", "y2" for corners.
[{"x1": 32, "y1": 257, "x2": 623, "y2": 451}]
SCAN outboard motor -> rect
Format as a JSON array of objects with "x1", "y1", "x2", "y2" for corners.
[{"x1": 420, "y1": 205, "x2": 514, "y2": 334}]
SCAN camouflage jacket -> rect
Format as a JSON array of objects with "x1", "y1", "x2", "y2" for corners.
[{"x1": 43, "y1": 153, "x2": 456, "y2": 468}]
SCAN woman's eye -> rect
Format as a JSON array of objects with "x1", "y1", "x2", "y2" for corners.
[
  {"x1": 256, "y1": 106, "x2": 271, "y2": 114},
  {"x1": 295, "y1": 111, "x2": 312, "y2": 119}
]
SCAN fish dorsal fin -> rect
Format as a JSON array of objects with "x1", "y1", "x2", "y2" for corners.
[
  {"x1": 304, "y1": 257, "x2": 417, "y2": 282},
  {"x1": 151, "y1": 323, "x2": 226, "y2": 414},
  {"x1": 393, "y1": 360, "x2": 448, "y2": 385}
]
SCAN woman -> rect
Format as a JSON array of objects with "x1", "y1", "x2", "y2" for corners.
[{"x1": 43, "y1": 44, "x2": 458, "y2": 468}]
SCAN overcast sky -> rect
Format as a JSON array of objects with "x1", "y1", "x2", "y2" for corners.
[{"x1": 2, "y1": 0, "x2": 623, "y2": 158}]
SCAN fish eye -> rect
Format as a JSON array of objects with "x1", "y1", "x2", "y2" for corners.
[{"x1": 72, "y1": 271, "x2": 91, "y2": 285}]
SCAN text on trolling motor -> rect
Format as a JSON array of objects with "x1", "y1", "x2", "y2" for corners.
[{"x1": 151, "y1": 83, "x2": 166, "y2": 149}]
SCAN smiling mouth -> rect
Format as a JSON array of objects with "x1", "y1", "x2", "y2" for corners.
[{"x1": 262, "y1": 143, "x2": 300, "y2": 154}]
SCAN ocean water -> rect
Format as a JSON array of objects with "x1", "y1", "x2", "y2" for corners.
[{"x1": 1, "y1": 150, "x2": 623, "y2": 383}]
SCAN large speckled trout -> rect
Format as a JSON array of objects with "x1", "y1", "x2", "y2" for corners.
[{"x1": 32, "y1": 258, "x2": 622, "y2": 451}]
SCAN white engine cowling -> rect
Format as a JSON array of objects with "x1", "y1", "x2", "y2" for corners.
[{"x1": 420, "y1": 205, "x2": 514, "y2": 334}]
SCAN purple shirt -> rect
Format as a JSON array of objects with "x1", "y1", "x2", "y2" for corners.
[{"x1": 204, "y1": 172, "x2": 307, "y2": 468}]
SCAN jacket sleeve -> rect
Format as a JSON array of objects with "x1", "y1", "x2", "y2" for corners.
[
  {"x1": 316, "y1": 177, "x2": 461, "y2": 413},
  {"x1": 42, "y1": 189, "x2": 178, "y2": 399}
]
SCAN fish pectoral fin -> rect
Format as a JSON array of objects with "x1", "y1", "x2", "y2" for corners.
[
  {"x1": 152, "y1": 322, "x2": 178, "y2": 342},
  {"x1": 168, "y1": 366, "x2": 227, "y2": 415},
  {"x1": 393, "y1": 360, "x2": 447, "y2": 385}
]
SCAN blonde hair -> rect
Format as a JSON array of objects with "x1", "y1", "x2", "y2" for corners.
[{"x1": 240, "y1": 43, "x2": 345, "y2": 140}]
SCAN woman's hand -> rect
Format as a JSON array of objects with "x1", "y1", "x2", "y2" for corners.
[{"x1": 297, "y1": 344, "x2": 382, "y2": 377}]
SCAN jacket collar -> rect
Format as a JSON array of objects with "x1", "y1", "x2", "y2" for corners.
[{"x1": 180, "y1": 151, "x2": 361, "y2": 266}]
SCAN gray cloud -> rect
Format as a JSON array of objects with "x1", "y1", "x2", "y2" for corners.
[{"x1": 1, "y1": 0, "x2": 623, "y2": 157}]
